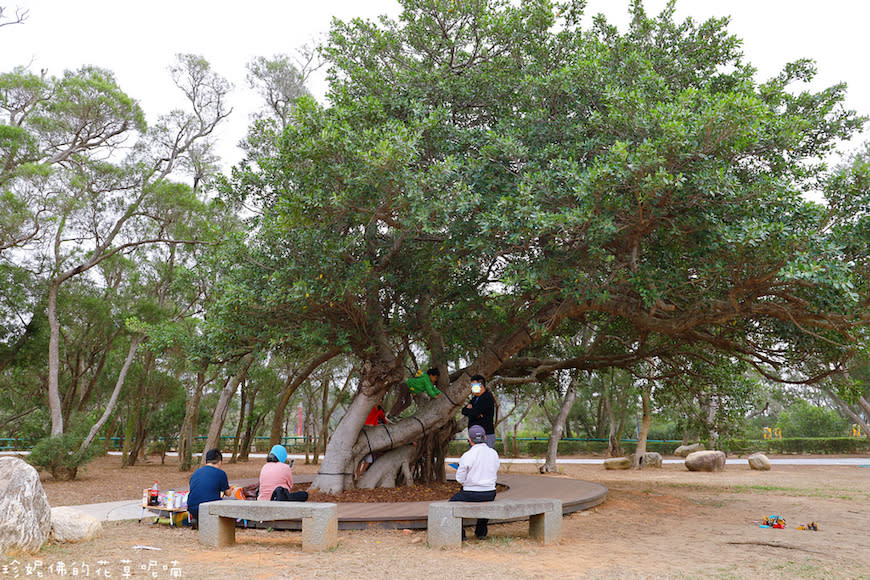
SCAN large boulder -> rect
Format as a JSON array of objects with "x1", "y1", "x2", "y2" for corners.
[
  {"x1": 641, "y1": 452, "x2": 663, "y2": 468},
  {"x1": 603, "y1": 457, "x2": 632, "y2": 470},
  {"x1": 685, "y1": 450, "x2": 727, "y2": 472},
  {"x1": 0, "y1": 457, "x2": 52, "y2": 554},
  {"x1": 673, "y1": 443, "x2": 704, "y2": 457},
  {"x1": 50, "y1": 507, "x2": 102, "y2": 543},
  {"x1": 748, "y1": 453, "x2": 772, "y2": 471}
]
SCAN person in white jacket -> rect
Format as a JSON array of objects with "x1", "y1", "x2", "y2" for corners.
[{"x1": 450, "y1": 424, "x2": 500, "y2": 540}]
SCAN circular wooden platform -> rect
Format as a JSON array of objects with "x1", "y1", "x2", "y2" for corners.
[{"x1": 250, "y1": 473, "x2": 607, "y2": 531}]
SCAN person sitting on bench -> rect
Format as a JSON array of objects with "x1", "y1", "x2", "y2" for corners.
[
  {"x1": 449, "y1": 424, "x2": 500, "y2": 540},
  {"x1": 258, "y1": 444, "x2": 308, "y2": 502},
  {"x1": 187, "y1": 448, "x2": 233, "y2": 525}
]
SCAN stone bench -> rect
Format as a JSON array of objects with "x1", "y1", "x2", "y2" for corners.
[
  {"x1": 198, "y1": 500, "x2": 338, "y2": 552},
  {"x1": 427, "y1": 498, "x2": 562, "y2": 548}
]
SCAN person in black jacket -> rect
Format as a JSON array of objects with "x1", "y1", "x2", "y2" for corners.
[{"x1": 461, "y1": 374, "x2": 496, "y2": 448}]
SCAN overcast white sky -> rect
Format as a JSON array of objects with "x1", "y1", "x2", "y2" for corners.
[{"x1": 2, "y1": 1, "x2": 867, "y2": 170}]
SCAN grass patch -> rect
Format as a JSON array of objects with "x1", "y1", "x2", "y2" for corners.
[
  {"x1": 660, "y1": 481, "x2": 866, "y2": 501},
  {"x1": 731, "y1": 484, "x2": 860, "y2": 500},
  {"x1": 691, "y1": 497, "x2": 728, "y2": 507},
  {"x1": 660, "y1": 482, "x2": 722, "y2": 492},
  {"x1": 486, "y1": 536, "x2": 515, "y2": 547},
  {"x1": 772, "y1": 559, "x2": 868, "y2": 579}
]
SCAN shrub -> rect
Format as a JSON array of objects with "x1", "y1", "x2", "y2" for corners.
[
  {"x1": 146, "y1": 439, "x2": 171, "y2": 464},
  {"x1": 775, "y1": 401, "x2": 850, "y2": 438},
  {"x1": 253, "y1": 438, "x2": 272, "y2": 453},
  {"x1": 146, "y1": 439, "x2": 169, "y2": 454},
  {"x1": 721, "y1": 437, "x2": 870, "y2": 455},
  {"x1": 27, "y1": 434, "x2": 96, "y2": 481},
  {"x1": 448, "y1": 440, "x2": 469, "y2": 456}
]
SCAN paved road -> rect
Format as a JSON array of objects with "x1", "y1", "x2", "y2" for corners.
[{"x1": 494, "y1": 457, "x2": 870, "y2": 466}]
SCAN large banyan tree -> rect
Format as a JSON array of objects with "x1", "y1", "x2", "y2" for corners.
[{"x1": 213, "y1": 0, "x2": 869, "y2": 493}]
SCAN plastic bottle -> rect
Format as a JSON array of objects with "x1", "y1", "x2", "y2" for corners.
[{"x1": 148, "y1": 481, "x2": 160, "y2": 506}]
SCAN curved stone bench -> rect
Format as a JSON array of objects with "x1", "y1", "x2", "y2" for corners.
[
  {"x1": 427, "y1": 498, "x2": 562, "y2": 549},
  {"x1": 198, "y1": 500, "x2": 337, "y2": 552}
]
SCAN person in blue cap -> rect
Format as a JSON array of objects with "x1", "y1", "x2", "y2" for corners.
[{"x1": 257, "y1": 444, "x2": 308, "y2": 502}]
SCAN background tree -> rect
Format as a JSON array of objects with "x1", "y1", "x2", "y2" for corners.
[
  {"x1": 0, "y1": 55, "x2": 232, "y2": 441},
  {"x1": 0, "y1": 5, "x2": 26, "y2": 28}
]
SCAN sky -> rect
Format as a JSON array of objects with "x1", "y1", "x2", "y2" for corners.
[{"x1": 1, "y1": 0, "x2": 868, "y2": 170}]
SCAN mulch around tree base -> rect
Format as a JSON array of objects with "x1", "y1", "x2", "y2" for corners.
[{"x1": 303, "y1": 481, "x2": 507, "y2": 503}]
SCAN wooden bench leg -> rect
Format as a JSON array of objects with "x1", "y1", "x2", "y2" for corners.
[
  {"x1": 199, "y1": 512, "x2": 236, "y2": 547},
  {"x1": 427, "y1": 503, "x2": 462, "y2": 548},
  {"x1": 528, "y1": 510, "x2": 561, "y2": 545}
]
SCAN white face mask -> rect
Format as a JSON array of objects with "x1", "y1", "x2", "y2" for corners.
[{"x1": 471, "y1": 383, "x2": 482, "y2": 395}]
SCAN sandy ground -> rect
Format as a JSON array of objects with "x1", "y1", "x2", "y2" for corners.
[{"x1": 5, "y1": 454, "x2": 869, "y2": 579}]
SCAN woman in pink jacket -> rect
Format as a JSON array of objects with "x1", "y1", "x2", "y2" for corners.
[{"x1": 258, "y1": 444, "x2": 308, "y2": 502}]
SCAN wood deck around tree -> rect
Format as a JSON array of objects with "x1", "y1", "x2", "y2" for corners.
[{"x1": 237, "y1": 473, "x2": 607, "y2": 531}]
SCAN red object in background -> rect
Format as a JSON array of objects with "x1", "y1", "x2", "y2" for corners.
[
  {"x1": 365, "y1": 405, "x2": 386, "y2": 426},
  {"x1": 296, "y1": 403, "x2": 304, "y2": 436}
]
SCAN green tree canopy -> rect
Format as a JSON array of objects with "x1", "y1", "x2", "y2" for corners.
[{"x1": 215, "y1": 0, "x2": 868, "y2": 492}]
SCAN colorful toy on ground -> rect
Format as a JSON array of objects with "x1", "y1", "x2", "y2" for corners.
[
  {"x1": 797, "y1": 522, "x2": 819, "y2": 531},
  {"x1": 760, "y1": 514, "x2": 786, "y2": 528}
]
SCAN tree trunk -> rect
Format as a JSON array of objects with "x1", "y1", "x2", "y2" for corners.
[
  {"x1": 178, "y1": 370, "x2": 207, "y2": 472},
  {"x1": 230, "y1": 379, "x2": 248, "y2": 462},
  {"x1": 825, "y1": 389, "x2": 870, "y2": 440},
  {"x1": 595, "y1": 396, "x2": 607, "y2": 438},
  {"x1": 632, "y1": 388, "x2": 653, "y2": 469},
  {"x1": 203, "y1": 353, "x2": 254, "y2": 462},
  {"x1": 79, "y1": 334, "x2": 143, "y2": 454},
  {"x1": 310, "y1": 386, "x2": 379, "y2": 493},
  {"x1": 312, "y1": 325, "x2": 536, "y2": 493},
  {"x1": 540, "y1": 379, "x2": 577, "y2": 474},
  {"x1": 120, "y1": 413, "x2": 134, "y2": 468},
  {"x1": 125, "y1": 350, "x2": 160, "y2": 467},
  {"x1": 238, "y1": 412, "x2": 264, "y2": 462},
  {"x1": 411, "y1": 418, "x2": 456, "y2": 484},
  {"x1": 317, "y1": 376, "x2": 330, "y2": 465},
  {"x1": 357, "y1": 445, "x2": 417, "y2": 489},
  {"x1": 47, "y1": 280, "x2": 64, "y2": 436},
  {"x1": 606, "y1": 403, "x2": 626, "y2": 457},
  {"x1": 123, "y1": 409, "x2": 148, "y2": 468},
  {"x1": 704, "y1": 394, "x2": 719, "y2": 449}
]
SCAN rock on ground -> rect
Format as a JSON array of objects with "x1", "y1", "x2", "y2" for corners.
[
  {"x1": 603, "y1": 457, "x2": 632, "y2": 470},
  {"x1": 50, "y1": 507, "x2": 102, "y2": 543},
  {"x1": 673, "y1": 443, "x2": 704, "y2": 457},
  {"x1": 642, "y1": 452, "x2": 663, "y2": 468},
  {"x1": 0, "y1": 457, "x2": 52, "y2": 555},
  {"x1": 685, "y1": 450, "x2": 726, "y2": 472},
  {"x1": 748, "y1": 452, "x2": 772, "y2": 471}
]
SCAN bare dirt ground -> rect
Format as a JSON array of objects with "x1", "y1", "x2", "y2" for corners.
[{"x1": 6, "y1": 453, "x2": 870, "y2": 579}]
